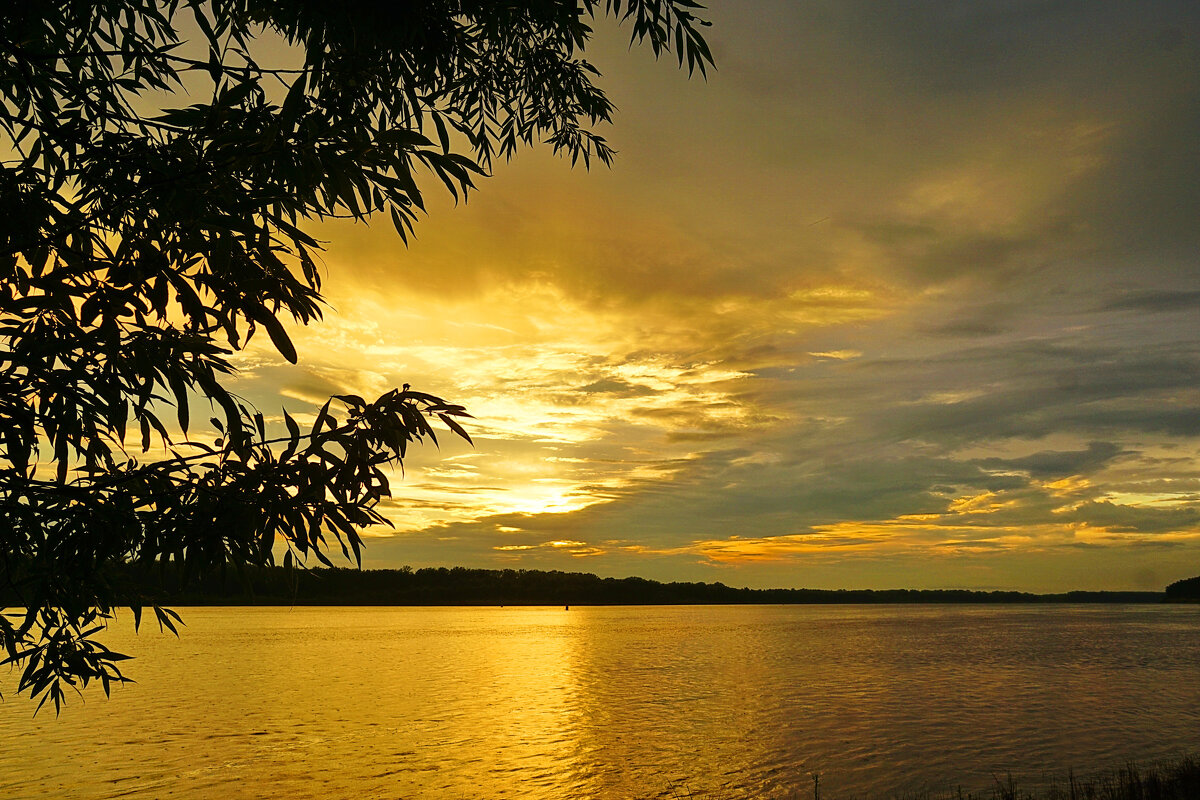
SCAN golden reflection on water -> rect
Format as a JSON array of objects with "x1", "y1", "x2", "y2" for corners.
[
  {"x1": 1, "y1": 605, "x2": 1199, "y2": 799},
  {"x1": 438, "y1": 608, "x2": 593, "y2": 795}
]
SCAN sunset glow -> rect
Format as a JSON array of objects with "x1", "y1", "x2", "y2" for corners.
[{"x1": 218, "y1": 1, "x2": 1200, "y2": 592}]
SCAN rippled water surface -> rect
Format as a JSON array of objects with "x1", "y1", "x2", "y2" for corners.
[{"x1": 2, "y1": 604, "x2": 1199, "y2": 799}]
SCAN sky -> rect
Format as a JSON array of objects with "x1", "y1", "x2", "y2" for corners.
[{"x1": 232, "y1": 0, "x2": 1200, "y2": 592}]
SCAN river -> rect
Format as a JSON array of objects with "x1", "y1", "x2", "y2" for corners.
[{"x1": 2, "y1": 604, "x2": 1198, "y2": 798}]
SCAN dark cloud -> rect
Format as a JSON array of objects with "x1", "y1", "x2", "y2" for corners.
[
  {"x1": 975, "y1": 442, "x2": 1128, "y2": 479},
  {"x1": 577, "y1": 378, "x2": 658, "y2": 397},
  {"x1": 839, "y1": 340, "x2": 1200, "y2": 445},
  {"x1": 1055, "y1": 407, "x2": 1200, "y2": 439},
  {"x1": 1068, "y1": 500, "x2": 1200, "y2": 534},
  {"x1": 920, "y1": 318, "x2": 1010, "y2": 339}
]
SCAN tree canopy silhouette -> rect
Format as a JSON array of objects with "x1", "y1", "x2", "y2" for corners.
[{"x1": 0, "y1": 0, "x2": 713, "y2": 712}]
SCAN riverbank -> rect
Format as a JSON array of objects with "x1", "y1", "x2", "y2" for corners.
[{"x1": 823, "y1": 755, "x2": 1200, "y2": 800}]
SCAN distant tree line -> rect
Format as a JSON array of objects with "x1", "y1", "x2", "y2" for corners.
[
  {"x1": 1, "y1": 563, "x2": 1166, "y2": 607},
  {"x1": 1165, "y1": 575, "x2": 1200, "y2": 602}
]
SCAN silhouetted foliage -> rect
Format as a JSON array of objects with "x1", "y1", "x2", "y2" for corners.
[{"x1": 0, "y1": 0, "x2": 713, "y2": 711}]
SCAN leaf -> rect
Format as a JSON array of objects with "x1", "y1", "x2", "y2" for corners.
[
  {"x1": 222, "y1": 80, "x2": 257, "y2": 108},
  {"x1": 432, "y1": 111, "x2": 451, "y2": 153},
  {"x1": 261, "y1": 314, "x2": 297, "y2": 364},
  {"x1": 279, "y1": 72, "x2": 308, "y2": 132},
  {"x1": 168, "y1": 373, "x2": 190, "y2": 434},
  {"x1": 192, "y1": 5, "x2": 218, "y2": 47},
  {"x1": 438, "y1": 413, "x2": 473, "y2": 445},
  {"x1": 313, "y1": 400, "x2": 332, "y2": 434},
  {"x1": 153, "y1": 607, "x2": 183, "y2": 636},
  {"x1": 284, "y1": 410, "x2": 300, "y2": 440}
]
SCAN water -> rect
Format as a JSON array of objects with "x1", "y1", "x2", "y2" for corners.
[{"x1": 1, "y1": 604, "x2": 1198, "y2": 799}]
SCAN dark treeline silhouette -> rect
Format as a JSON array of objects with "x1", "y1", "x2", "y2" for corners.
[
  {"x1": 17, "y1": 563, "x2": 1166, "y2": 607},
  {"x1": 1165, "y1": 574, "x2": 1200, "y2": 602}
]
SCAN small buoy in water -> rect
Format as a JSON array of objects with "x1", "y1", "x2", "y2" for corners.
[{"x1": 565, "y1": 605, "x2": 569, "y2": 610}]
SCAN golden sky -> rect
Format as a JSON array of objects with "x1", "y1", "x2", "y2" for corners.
[{"x1": 232, "y1": 0, "x2": 1200, "y2": 591}]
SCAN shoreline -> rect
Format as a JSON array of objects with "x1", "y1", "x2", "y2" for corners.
[
  {"x1": 72, "y1": 564, "x2": 1179, "y2": 607},
  {"x1": 891, "y1": 755, "x2": 1200, "y2": 800}
]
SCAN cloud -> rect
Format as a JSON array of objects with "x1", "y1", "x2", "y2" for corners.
[
  {"x1": 808, "y1": 350, "x2": 863, "y2": 360},
  {"x1": 974, "y1": 442, "x2": 1129, "y2": 479},
  {"x1": 215, "y1": 0, "x2": 1200, "y2": 591},
  {"x1": 1066, "y1": 501, "x2": 1200, "y2": 535},
  {"x1": 577, "y1": 378, "x2": 659, "y2": 397},
  {"x1": 919, "y1": 318, "x2": 1011, "y2": 339}
]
